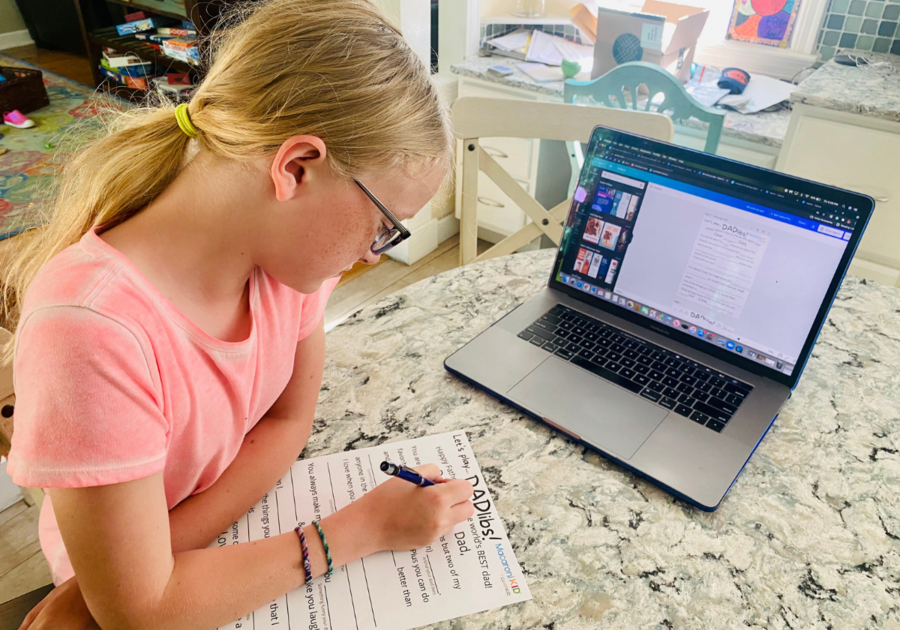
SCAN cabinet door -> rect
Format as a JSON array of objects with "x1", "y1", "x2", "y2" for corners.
[
  {"x1": 778, "y1": 112, "x2": 900, "y2": 278},
  {"x1": 472, "y1": 171, "x2": 531, "y2": 237}
]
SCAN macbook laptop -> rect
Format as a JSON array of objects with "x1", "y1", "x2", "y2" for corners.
[{"x1": 445, "y1": 126, "x2": 874, "y2": 510}]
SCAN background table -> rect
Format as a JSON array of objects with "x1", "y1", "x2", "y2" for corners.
[{"x1": 308, "y1": 249, "x2": 900, "y2": 629}]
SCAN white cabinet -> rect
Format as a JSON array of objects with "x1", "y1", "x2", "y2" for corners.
[{"x1": 777, "y1": 104, "x2": 900, "y2": 287}]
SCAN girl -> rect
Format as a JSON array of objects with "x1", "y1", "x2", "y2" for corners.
[{"x1": 4, "y1": 1, "x2": 474, "y2": 628}]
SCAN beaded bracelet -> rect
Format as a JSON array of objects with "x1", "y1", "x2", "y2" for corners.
[
  {"x1": 295, "y1": 526, "x2": 313, "y2": 585},
  {"x1": 313, "y1": 521, "x2": 333, "y2": 575}
]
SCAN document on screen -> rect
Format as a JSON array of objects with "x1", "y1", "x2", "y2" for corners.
[
  {"x1": 214, "y1": 432, "x2": 530, "y2": 630},
  {"x1": 674, "y1": 213, "x2": 770, "y2": 319}
]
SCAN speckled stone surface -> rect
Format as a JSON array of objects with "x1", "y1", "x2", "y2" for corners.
[
  {"x1": 451, "y1": 56, "x2": 791, "y2": 148},
  {"x1": 307, "y1": 249, "x2": 900, "y2": 629},
  {"x1": 792, "y1": 54, "x2": 900, "y2": 124}
]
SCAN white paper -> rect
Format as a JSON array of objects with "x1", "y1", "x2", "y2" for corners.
[
  {"x1": 517, "y1": 61, "x2": 565, "y2": 82},
  {"x1": 215, "y1": 432, "x2": 531, "y2": 630},
  {"x1": 552, "y1": 37, "x2": 595, "y2": 63},
  {"x1": 487, "y1": 28, "x2": 532, "y2": 52},
  {"x1": 718, "y1": 74, "x2": 795, "y2": 114},
  {"x1": 641, "y1": 22, "x2": 664, "y2": 51},
  {"x1": 525, "y1": 29, "x2": 563, "y2": 65}
]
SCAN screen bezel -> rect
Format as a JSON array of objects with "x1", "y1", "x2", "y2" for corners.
[{"x1": 548, "y1": 126, "x2": 875, "y2": 389}]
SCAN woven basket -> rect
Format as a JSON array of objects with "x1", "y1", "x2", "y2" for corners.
[{"x1": 0, "y1": 66, "x2": 50, "y2": 115}]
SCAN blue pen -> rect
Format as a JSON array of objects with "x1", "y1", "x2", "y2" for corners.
[{"x1": 380, "y1": 461, "x2": 435, "y2": 487}]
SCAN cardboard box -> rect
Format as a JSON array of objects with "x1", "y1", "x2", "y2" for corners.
[{"x1": 591, "y1": 0, "x2": 708, "y2": 82}]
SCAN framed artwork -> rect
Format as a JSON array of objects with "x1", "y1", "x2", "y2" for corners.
[{"x1": 728, "y1": 0, "x2": 799, "y2": 48}]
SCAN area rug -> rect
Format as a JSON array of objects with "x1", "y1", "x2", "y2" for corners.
[{"x1": 0, "y1": 53, "x2": 129, "y2": 239}]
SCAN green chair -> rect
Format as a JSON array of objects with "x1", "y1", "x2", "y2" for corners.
[{"x1": 563, "y1": 61, "x2": 725, "y2": 154}]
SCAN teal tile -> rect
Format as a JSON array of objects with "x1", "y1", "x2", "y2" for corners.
[
  {"x1": 884, "y1": 3, "x2": 900, "y2": 16},
  {"x1": 823, "y1": 29, "x2": 842, "y2": 44},
  {"x1": 856, "y1": 34, "x2": 876, "y2": 47},
  {"x1": 840, "y1": 32, "x2": 859, "y2": 46},
  {"x1": 820, "y1": 45, "x2": 837, "y2": 60},
  {"x1": 828, "y1": 13, "x2": 846, "y2": 26},
  {"x1": 862, "y1": 17, "x2": 879, "y2": 31},
  {"x1": 892, "y1": 38, "x2": 900, "y2": 52},
  {"x1": 877, "y1": 19, "x2": 897, "y2": 34},
  {"x1": 849, "y1": 0, "x2": 867, "y2": 12},
  {"x1": 831, "y1": 0, "x2": 851, "y2": 11},
  {"x1": 845, "y1": 15, "x2": 863, "y2": 29},
  {"x1": 873, "y1": 36, "x2": 892, "y2": 50},
  {"x1": 866, "y1": 2, "x2": 883, "y2": 17}
]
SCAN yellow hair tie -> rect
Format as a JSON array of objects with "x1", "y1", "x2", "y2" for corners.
[{"x1": 174, "y1": 103, "x2": 198, "y2": 139}]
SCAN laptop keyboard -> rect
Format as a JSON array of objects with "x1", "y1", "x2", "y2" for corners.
[{"x1": 518, "y1": 304, "x2": 753, "y2": 433}]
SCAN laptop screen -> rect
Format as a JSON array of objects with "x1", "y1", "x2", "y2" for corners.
[{"x1": 551, "y1": 127, "x2": 872, "y2": 383}]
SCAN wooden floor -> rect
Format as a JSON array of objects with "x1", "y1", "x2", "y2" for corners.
[{"x1": 4, "y1": 45, "x2": 95, "y2": 87}]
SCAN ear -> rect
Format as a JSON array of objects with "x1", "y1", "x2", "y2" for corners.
[{"x1": 270, "y1": 135, "x2": 328, "y2": 202}]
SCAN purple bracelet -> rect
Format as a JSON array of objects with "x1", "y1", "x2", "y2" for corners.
[{"x1": 295, "y1": 526, "x2": 313, "y2": 585}]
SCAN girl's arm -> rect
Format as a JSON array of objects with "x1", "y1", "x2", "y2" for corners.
[
  {"x1": 169, "y1": 319, "x2": 326, "y2": 553},
  {"x1": 51, "y1": 463, "x2": 473, "y2": 630}
]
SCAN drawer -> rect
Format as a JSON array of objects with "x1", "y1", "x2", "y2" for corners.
[
  {"x1": 779, "y1": 115, "x2": 900, "y2": 269},
  {"x1": 474, "y1": 171, "x2": 530, "y2": 237},
  {"x1": 480, "y1": 136, "x2": 535, "y2": 181}
]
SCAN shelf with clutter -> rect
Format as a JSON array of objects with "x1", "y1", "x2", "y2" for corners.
[{"x1": 73, "y1": 0, "x2": 225, "y2": 103}]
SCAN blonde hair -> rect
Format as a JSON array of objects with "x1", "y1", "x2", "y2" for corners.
[{"x1": 0, "y1": 0, "x2": 453, "y2": 362}]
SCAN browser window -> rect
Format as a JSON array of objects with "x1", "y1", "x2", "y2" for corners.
[{"x1": 555, "y1": 131, "x2": 861, "y2": 377}]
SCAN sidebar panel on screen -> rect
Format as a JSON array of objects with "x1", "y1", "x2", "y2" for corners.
[{"x1": 560, "y1": 166, "x2": 647, "y2": 295}]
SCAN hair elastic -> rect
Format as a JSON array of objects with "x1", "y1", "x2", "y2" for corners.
[
  {"x1": 313, "y1": 521, "x2": 333, "y2": 575},
  {"x1": 295, "y1": 526, "x2": 313, "y2": 585},
  {"x1": 174, "y1": 103, "x2": 198, "y2": 138}
]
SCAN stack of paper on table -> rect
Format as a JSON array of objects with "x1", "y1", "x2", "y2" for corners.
[
  {"x1": 214, "y1": 432, "x2": 531, "y2": 630},
  {"x1": 488, "y1": 28, "x2": 594, "y2": 67}
]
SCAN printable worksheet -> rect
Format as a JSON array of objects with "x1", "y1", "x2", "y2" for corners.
[{"x1": 215, "y1": 432, "x2": 531, "y2": 630}]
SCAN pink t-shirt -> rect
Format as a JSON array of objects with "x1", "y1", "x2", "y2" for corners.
[{"x1": 7, "y1": 227, "x2": 338, "y2": 584}]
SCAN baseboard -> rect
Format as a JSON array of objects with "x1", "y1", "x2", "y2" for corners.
[
  {"x1": 0, "y1": 30, "x2": 34, "y2": 51},
  {"x1": 385, "y1": 218, "x2": 438, "y2": 266},
  {"x1": 437, "y1": 214, "x2": 459, "y2": 243}
]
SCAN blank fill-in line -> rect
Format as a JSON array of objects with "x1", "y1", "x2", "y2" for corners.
[
  {"x1": 360, "y1": 557, "x2": 377, "y2": 626},
  {"x1": 425, "y1": 555, "x2": 441, "y2": 596},
  {"x1": 290, "y1": 467, "x2": 298, "y2": 522}
]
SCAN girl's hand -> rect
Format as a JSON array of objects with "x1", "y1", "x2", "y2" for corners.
[
  {"x1": 19, "y1": 577, "x2": 99, "y2": 630},
  {"x1": 354, "y1": 463, "x2": 475, "y2": 552}
]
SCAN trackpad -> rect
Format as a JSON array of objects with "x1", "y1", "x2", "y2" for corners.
[{"x1": 507, "y1": 358, "x2": 669, "y2": 460}]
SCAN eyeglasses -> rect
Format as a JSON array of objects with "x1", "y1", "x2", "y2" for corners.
[{"x1": 354, "y1": 179, "x2": 411, "y2": 255}]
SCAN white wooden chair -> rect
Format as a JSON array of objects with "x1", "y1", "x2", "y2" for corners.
[{"x1": 452, "y1": 97, "x2": 674, "y2": 265}]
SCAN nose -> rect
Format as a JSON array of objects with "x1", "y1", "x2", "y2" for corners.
[{"x1": 360, "y1": 249, "x2": 382, "y2": 265}]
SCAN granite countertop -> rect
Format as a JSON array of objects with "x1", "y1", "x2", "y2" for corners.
[
  {"x1": 451, "y1": 56, "x2": 792, "y2": 149},
  {"x1": 792, "y1": 53, "x2": 900, "y2": 123},
  {"x1": 309, "y1": 249, "x2": 900, "y2": 628}
]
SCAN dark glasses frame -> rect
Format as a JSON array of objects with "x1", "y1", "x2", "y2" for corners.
[{"x1": 354, "y1": 179, "x2": 411, "y2": 255}]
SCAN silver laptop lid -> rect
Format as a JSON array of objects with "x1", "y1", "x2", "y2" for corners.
[{"x1": 549, "y1": 127, "x2": 874, "y2": 390}]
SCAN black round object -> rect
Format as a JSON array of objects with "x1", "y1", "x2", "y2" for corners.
[{"x1": 612, "y1": 33, "x2": 643, "y2": 64}]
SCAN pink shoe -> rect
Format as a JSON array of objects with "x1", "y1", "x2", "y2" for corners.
[{"x1": 3, "y1": 110, "x2": 35, "y2": 129}]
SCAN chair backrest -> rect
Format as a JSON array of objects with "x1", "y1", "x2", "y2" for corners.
[
  {"x1": 0, "y1": 327, "x2": 14, "y2": 459},
  {"x1": 563, "y1": 62, "x2": 725, "y2": 155},
  {"x1": 453, "y1": 97, "x2": 674, "y2": 265}
]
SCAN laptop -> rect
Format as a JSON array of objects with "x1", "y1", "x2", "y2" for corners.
[{"x1": 445, "y1": 126, "x2": 874, "y2": 511}]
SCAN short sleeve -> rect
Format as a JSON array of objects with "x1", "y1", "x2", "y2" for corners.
[
  {"x1": 7, "y1": 306, "x2": 169, "y2": 489},
  {"x1": 297, "y1": 277, "x2": 340, "y2": 342}
]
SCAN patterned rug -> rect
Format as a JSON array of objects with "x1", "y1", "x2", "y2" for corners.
[{"x1": 0, "y1": 52, "x2": 128, "y2": 239}]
